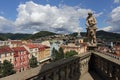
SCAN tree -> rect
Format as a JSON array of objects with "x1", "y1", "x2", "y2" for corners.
[
  {"x1": 29, "y1": 55, "x2": 38, "y2": 68},
  {"x1": 51, "y1": 47, "x2": 64, "y2": 61},
  {"x1": 51, "y1": 47, "x2": 59, "y2": 61},
  {"x1": 59, "y1": 47, "x2": 64, "y2": 58},
  {"x1": 0, "y1": 63, "x2": 3, "y2": 77},
  {"x1": 2, "y1": 60, "x2": 16, "y2": 77},
  {"x1": 51, "y1": 47, "x2": 57, "y2": 61},
  {"x1": 64, "y1": 50, "x2": 78, "y2": 58}
]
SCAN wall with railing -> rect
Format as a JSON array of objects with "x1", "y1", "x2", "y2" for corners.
[
  {"x1": 0, "y1": 52, "x2": 91, "y2": 80},
  {"x1": 90, "y1": 52, "x2": 120, "y2": 80},
  {"x1": 0, "y1": 51, "x2": 120, "y2": 80}
]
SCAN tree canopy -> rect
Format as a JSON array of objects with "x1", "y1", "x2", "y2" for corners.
[
  {"x1": 1, "y1": 60, "x2": 16, "y2": 77},
  {"x1": 29, "y1": 55, "x2": 38, "y2": 68},
  {"x1": 64, "y1": 50, "x2": 78, "y2": 58},
  {"x1": 51, "y1": 47, "x2": 78, "y2": 61}
]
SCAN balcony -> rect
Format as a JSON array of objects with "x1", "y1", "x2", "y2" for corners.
[{"x1": 0, "y1": 51, "x2": 120, "y2": 80}]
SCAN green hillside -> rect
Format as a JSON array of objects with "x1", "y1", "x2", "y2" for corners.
[
  {"x1": 0, "y1": 31, "x2": 57, "y2": 40},
  {"x1": 0, "y1": 30, "x2": 120, "y2": 41},
  {"x1": 26, "y1": 31, "x2": 57, "y2": 40},
  {"x1": 70, "y1": 30, "x2": 120, "y2": 41}
]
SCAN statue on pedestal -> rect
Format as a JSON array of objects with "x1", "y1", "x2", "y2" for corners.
[{"x1": 86, "y1": 12, "x2": 97, "y2": 46}]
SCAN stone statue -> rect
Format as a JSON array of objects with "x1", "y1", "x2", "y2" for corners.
[{"x1": 86, "y1": 12, "x2": 97, "y2": 46}]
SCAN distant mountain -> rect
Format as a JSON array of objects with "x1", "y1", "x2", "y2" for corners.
[
  {"x1": 0, "y1": 30, "x2": 120, "y2": 41},
  {"x1": 96, "y1": 30, "x2": 120, "y2": 41},
  {"x1": 0, "y1": 33, "x2": 31, "y2": 40},
  {"x1": 27, "y1": 31, "x2": 57, "y2": 40},
  {"x1": 0, "y1": 31, "x2": 57, "y2": 40},
  {"x1": 70, "y1": 30, "x2": 120, "y2": 41},
  {"x1": 69, "y1": 32, "x2": 85, "y2": 37}
]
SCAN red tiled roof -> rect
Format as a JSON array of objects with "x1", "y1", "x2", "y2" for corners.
[
  {"x1": 25, "y1": 44, "x2": 49, "y2": 51},
  {"x1": 12, "y1": 47, "x2": 26, "y2": 51},
  {"x1": 13, "y1": 47, "x2": 29, "y2": 57},
  {"x1": 10, "y1": 40, "x2": 22, "y2": 44},
  {"x1": 0, "y1": 46, "x2": 13, "y2": 53},
  {"x1": 114, "y1": 46, "x2": 120, "y2": 49},
  {"x1": 25, "y1": 44, "x2": 38, "y2": 49}
]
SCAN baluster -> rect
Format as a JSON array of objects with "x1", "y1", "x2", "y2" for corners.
[
  {"x1": 66, "y1": 65, "x2": 71, "y2": 80},
  {"x1": 53, "y1": 69, "x2": 59, "y2": 80},
  {"x1": 45, "y1": 73, "x2": 53, "y2": 80}
]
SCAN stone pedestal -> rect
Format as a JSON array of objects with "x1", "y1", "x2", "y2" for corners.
[{"x1": 87, "y1": 45, "x2": 97, "y2": 51}]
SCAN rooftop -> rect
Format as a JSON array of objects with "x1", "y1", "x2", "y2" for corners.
[{"x1": 0, "y1": 46, "x2": 13, "y2": 53}]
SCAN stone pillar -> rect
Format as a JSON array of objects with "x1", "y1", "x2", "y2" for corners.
[
  {"x1": 53, "y1": 69, "x2": 59, "y2": 80},
  {"x1": 66, "y1": 65, "x2": 71, "y2": 80},
  {"x1": 60, "y1": 68, "x2": 66, "y2": 80}
]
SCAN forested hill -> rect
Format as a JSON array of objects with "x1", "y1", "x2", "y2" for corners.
[
  {"x1": 26, "y1": 31, "x2": 57, "y2": 40},
  {"x1": 0, "y1": 31, "x2": 57, "y2": 40},
  {"x1": 70, "y1": 30, "x2": 120, "y2": 41},
  {"x1": 0, "y1": 30, "x2": 120, "y2": 41}
]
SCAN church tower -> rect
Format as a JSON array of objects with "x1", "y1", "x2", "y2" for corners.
[{"x1": 77, "y1": 31, "x2": 83, "y2": 43}]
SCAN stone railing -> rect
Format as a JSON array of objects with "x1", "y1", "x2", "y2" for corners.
[
  {"x1": 0, "y1": 52, "x2": 91, "y2": 80},
  {"x1": 90, "y1": 52, "x2": 120, "y2": 80},
  {"x1": 96, "y1": 50, "x2": 120, "y2": 60},
  {"x1": 102, "y1": 52, "x2": 120, "y2": 60},
  {"x1": 1, "y1": 51, "x2": 119, "y2": 80}
]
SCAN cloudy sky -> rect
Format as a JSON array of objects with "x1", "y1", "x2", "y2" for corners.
[{"x1": 0, "y1": 0, "x2": 120, "y2": 34}]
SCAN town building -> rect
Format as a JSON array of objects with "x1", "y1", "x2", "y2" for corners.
[
  {"x1": 12, "y1": 47, "x2": 29, "y2": 72},
  {"x1": 37, "y1": 44, "x2": 50, "y2": 63},
  {"x1": 50, "y1": 41, "x2": 60, "y2": 56},
  {"x1": 60, "y1": 43, "x2": 87, "y2": 54},
  {"x1": 9, "y1": 40, "x2": 23, "y2": 48},
  {"x1": 0, "y1": 46, "x2": 14, "y2": 63},
  {"x1": 0, "y1": 40, "x2": 11, "y2": 47},
  {"x1": 23, "y1": 44, "x2": 39, "y2": 61},
  {"x1": 113, "y1": 46, "x2": 120, "y2": 56}
]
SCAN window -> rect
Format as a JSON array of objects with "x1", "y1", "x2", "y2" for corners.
[
  {"x1": 24, "y1": 51, "x2": 26, "y2": 54},
  {"x1": 35, "y1": 53, "x2": 37, "y2": 56},
  {"x1": 35, "y1": 48, "x2": 37, "y2": 51},
  {"x1": 21, "y1": 56, "x2": 23, "y2": 59},
  {"x1": 10, "y1": 59, "x2": 12, "y2": 62},
  {"x1": 14, "y1": 58, "x2": 16, "y2": 62},
  {"x1": 23, "y1": 68, "x2": 24, "y2": 71},
  {"x1": 30, "y1": 49, "x2": 33, "y2": 52},
  {"x1": 5, "y1": 53, "x2": 7, "y2": 57},
  {"x1": 21, "y1": 62, "x2": 23, "y2": 65},
  {"x1": 15, "y1": 63, "x2": 17, "y2": 67},
  {"x1": 10, "y1": 53, "x2": 12, "y2": 56},
  {"x1": 20, "y1": 51, "x2": 22, "y2": 55}
]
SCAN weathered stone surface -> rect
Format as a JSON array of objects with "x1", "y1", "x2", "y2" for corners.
[
  {"x1": 0, "y1": 52, "x2": 120, "y2": 80},
  {"x1": 86, "y1": 12, "x2": 97, "y2": 46}
]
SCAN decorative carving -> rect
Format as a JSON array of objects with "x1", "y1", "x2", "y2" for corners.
[{"x1": 86, "y1": 12, "x2": 97, "y2": 46}]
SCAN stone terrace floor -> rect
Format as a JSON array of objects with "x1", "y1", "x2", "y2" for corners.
[{"x1": 80, "y1": 71, "x2": 102, "y2": 80}]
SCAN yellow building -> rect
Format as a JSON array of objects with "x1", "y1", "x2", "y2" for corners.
[
  {"x1": 60, "y1": 43, "x2": 87, "y2": 54},
  {"x1": 38, "y1": 45, "x2": 50, "y2": 63},
  {"x1": 0, "y1": 46, "x2": 14, "y2": 63}
]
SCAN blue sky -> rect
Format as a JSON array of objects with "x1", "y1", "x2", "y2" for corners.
[{"x1": 0, "y1": 0, "x2": 120, "y2": 33}]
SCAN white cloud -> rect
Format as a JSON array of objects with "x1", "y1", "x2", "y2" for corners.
[
  {"x1": 99, "y1": 26, "x2": 112, "y2": 31},
  {"x1": 0, "y1": 16, "x2": 15, "y2": 33},
  {"x1": 94, "y1": 12, "x2": 103, "y2": 17},
  {"x1": 107, "y1": 6, "x2": 120, "y2": 33},
  {"x1": 14, "y1": 1, "x2": 102, "y2": 33},
  {"x1": 0, "y1": 1, "x2": 102, "y2": 34},
  {"x1": 114, "y1": 0, "x2": 120, "y2": 3}
]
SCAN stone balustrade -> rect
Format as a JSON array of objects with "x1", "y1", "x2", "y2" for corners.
[
  {"x1": 0, "y1": 52, "x2": 91, "y2": 80},
  {"x1": 0, "y1": 51, "x2": 120, "y2": 80},
  {"x1": 102, "y1": 52, "x2": 120, "y2": 60},
  {"x1": 90, "y1": 52, "x2": 120, "y2": 80}
]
